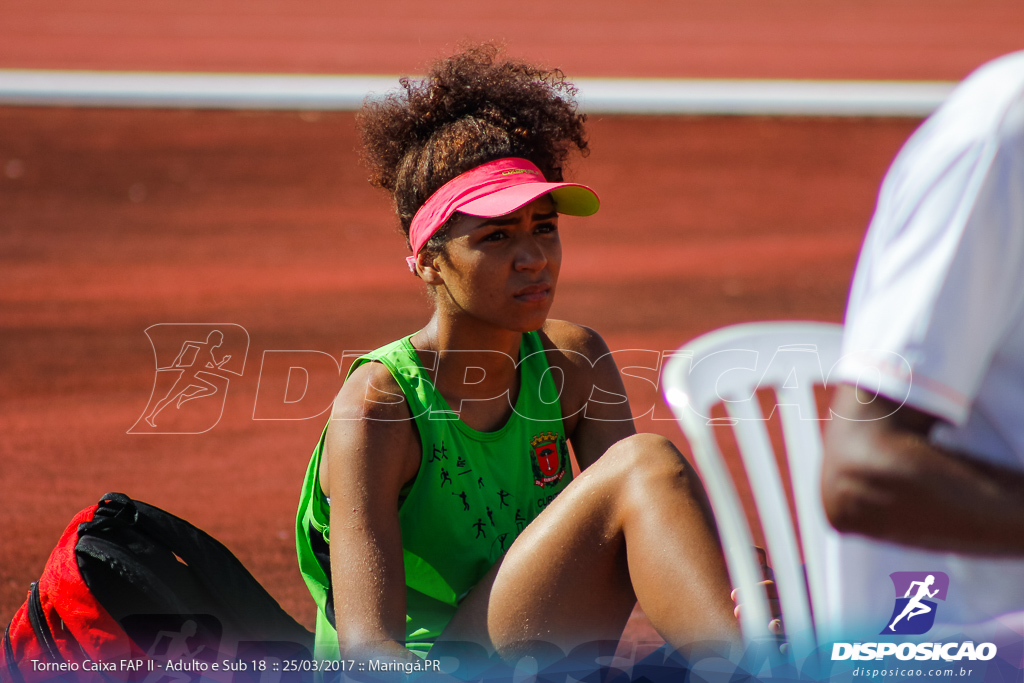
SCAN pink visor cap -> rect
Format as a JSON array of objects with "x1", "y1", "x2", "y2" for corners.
[{"x1": 405, "y1": 157, "x2": 600, "y2": 271}]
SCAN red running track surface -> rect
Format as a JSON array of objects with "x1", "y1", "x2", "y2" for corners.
[
  {"x1": 2, "y1": 0, "x2": 1010, "y2": 651},
  {"x1": 1, "y1": 0, "x2": 1023, "y2": 79},
  {"x1": 0, "y1": 107, "x2": 920, "y2": 634}
]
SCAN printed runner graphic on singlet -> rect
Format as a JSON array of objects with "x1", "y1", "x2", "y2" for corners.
[
  {"x1": 490, "y1": 531, "x2": 512, "y2": 556},
  {"x1": 430, "y1": 443, "x2": 448, "y2": 462},
  {"x1": 432, "y1": 431, "x2": 569, "y2": 558}
]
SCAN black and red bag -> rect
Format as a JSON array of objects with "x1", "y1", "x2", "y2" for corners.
[{"x1": 2, "y1": 493, "x2": 312, "y2": 682}]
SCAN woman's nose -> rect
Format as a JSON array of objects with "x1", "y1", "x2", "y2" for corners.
[{"x1": 514, "y1": 235, "x2": 548, "y2": 271}]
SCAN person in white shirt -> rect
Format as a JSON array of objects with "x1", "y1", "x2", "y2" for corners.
[{"x1": 823, "y1": 50, "x2": 1024, "y2": 638}]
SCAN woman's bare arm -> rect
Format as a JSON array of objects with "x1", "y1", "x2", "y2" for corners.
[
  {"x1": 321, "y1": 362, "x2": 423, "y2": 661},
  {"x1": 541, "y1": 320, "x2": 637, "y2": 470}
]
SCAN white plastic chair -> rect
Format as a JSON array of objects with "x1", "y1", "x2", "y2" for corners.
[{"x1": 662, "y1": 321, "x2": 843, "y2": 664}]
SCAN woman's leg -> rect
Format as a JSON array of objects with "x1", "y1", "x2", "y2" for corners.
[{"x1": 437, "y1": 433, "x2": 740, "y2": 660}]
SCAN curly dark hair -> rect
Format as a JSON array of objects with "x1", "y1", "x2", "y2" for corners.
[{"x1": 358, "y1": 44, "x2": 589, "y2": 252}]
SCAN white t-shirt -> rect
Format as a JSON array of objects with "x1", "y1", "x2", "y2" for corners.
[{"x1": 829, "y1": 51, "x2": 1024, "y2": 638}]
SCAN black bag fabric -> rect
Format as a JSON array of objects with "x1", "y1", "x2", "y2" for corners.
[
  {"x1": 3, "y1": 492, "x2": 312, "y2": 683},
  {"x1": 77, "y1": 492, "x2": 312, "y2": 648}
]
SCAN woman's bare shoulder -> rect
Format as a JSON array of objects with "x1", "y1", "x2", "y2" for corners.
[
  {"x1": 321, "y1": 361, "x2": 421, "y2": 497},
  {"x1": 539, "y1": 322, "x2": 636, "y2": 466},
  {"x1": 332, "y1": 361, "x2": 415, "y2": 422},
  {"x1": 536, "y1": 320, "x2": 622, "y2": 424},
  {"x1": 539, "y1": 319, "x2": 613, "y2": 363}
]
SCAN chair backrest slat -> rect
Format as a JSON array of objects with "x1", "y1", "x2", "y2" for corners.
[
  {"x1": 682, "y1": 413, "x2": 776, "y2": 645},
  {"x1": 664, "y1": 321, "x2": 844, "y2": 663},
  {"x1": 726, "y1": 397, "x2": 817, "y2": 661}
]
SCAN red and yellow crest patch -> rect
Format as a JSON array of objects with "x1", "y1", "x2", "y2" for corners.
[{"x1": 530, "y1": 431, "x2": 566, "y2": 488}]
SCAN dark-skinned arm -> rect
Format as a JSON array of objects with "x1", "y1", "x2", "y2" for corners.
[
  {"x1": 321, "y1": 363, "x2": 423, "y2": 662},
  {"x1": 822, "y1": 383, "x2": 1024, "y2": 555},
  {"x1": 542, "y1": 321, "x2": 637, "y2": 470}
]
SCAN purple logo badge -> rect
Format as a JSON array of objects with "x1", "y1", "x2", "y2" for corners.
[{"x1": 882, "y1": 571, "x2": 949, "y2": 635}]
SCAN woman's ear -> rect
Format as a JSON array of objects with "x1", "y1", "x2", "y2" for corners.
[{"x1": 415, "y1": 252, "x2": 445, "y2": 286}]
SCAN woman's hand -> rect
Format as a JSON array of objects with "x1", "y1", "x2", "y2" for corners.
[{"x1": 729, "y1": 547, "x2": 785, "y2": 644}]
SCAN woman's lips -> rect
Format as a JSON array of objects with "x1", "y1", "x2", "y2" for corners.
[{"x1": 513, "y1": 284, "x2": 551, "y2": 302}]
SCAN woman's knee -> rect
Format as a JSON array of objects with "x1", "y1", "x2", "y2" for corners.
[
  {"x1": 599, "y1": 434, "x2": 717, "y2": 533},
  {"x1": 602, "y1": 433, "x2": 692, "y2": 477},
  {"x1": 593, "y1": 434, "x2": 702, "y2": 501}
]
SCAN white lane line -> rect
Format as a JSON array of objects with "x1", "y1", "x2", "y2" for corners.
[
  {"x1": 0, "y1": 70, "x2": 955, "y2": 116},
  {"x1": 574, "y1": 78, "x2": 954, "y2": 116}
]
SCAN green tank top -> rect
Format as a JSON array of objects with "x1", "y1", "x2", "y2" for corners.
[{"x1": 295, "y1": 330, "x2": 572, "y2": 658}]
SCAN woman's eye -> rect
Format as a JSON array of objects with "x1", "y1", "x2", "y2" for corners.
[
  {"x1": 535, "y1": 222, "x2": 558, "y2": 234},
  {"x1": 483, "y1": 230, "x2": 507, "y2": 242}
]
